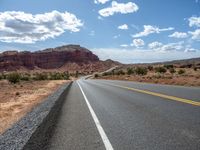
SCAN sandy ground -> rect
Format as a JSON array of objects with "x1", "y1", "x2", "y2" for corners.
[
  {"x1": 97, "y1": 68, "x2": 200, "y2": 87},
  {"x1": 0, "y1": 80, "x2": 69, "y2": 134}
]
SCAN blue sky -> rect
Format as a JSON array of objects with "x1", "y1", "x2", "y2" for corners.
[{"x1": 0, "y1": 0, "x2": 200, "y2": 63}]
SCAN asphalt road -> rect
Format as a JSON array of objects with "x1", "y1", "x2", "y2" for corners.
[{"x1": 47, "y1": 79, "x2": 200, "y2": 150}]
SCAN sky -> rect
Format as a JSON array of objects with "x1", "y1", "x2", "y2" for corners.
[{"x1": 0, "y1": 0, "x2": 200, "y2": 63}]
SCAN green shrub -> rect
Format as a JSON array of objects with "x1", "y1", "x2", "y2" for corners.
[
  {"x1": 193, "y1": 67, "x2": 197, "y2": 71},
  {"x1": 169, "y1": 68, "x2": 176, "y2": 74},
  {"x1": 135, "y1": 67, "x2": 148, "y2": 75},
  {"x1": 178, "y1": 69, "x2": 185, "y2": 75},
  {"x1": 127, "y1": 68, "x2": 134, "y2": 75},
  {"x1": 21, "y1": 75, "x2": 30, "y2": 81},
  {"x1": 164, "y1": 64, "x2": 174, "y2": 69},
  {"x1": 94, "y1": 74, "x2": 99, "y2": 78},
  {"x1": 34, "y1": 73, "x2": 48, "y2": 80},
  {"x1": 75, "y1": 71, "x2": 79, "y2": 78},
  {"x1": 116, "y1": 70, "x2": 125, "y2": 75},
  {"x1": 147, "y1": 65, "x2": 154, "y2": 71},
  {"x1": 155, "y1": 67, "x2": 167, "y2": 74},
  {"x1": 7, "y1": 72, "x2": 21, "y2": 84}
]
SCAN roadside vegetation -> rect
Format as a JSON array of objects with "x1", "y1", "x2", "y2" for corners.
[
  {"x1": 95, "y1": 64, "x2": 200, "y2": 86},
  {"x1": 0, "y1": 71, "x2": 73, "y2": 84}
]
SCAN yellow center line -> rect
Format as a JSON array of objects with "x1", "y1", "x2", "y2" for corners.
[{"x1": 111, "y1": 84, "x2": 200, "y2": 106}]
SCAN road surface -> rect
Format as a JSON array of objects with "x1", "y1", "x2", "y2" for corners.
[{"x1": 46, "y1": 79, "x2": 200, "y2": 150}]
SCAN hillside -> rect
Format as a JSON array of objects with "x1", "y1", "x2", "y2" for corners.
[{"x1": 0, "y1": 45, "x2": 120, "y2": 73}]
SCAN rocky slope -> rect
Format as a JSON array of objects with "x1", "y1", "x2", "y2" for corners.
[
  {"x1": 0, "y1": 45, "x2": 121, "y2": 73},
  {"x1": 0, "y1": 45, "x2": 102, "y2": 72}
]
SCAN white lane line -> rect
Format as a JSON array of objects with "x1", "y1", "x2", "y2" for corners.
[{"x1": 77, "y1": 81, "x2": 114, "y2": 150}]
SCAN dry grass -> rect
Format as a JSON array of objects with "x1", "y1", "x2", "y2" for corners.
[{"x1": 0, "y1": 80, "x2": 68, "y2": 134}]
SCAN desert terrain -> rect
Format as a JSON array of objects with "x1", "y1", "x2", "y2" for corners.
[{"x1": 0, "y1": 80, "x2": 68, "y2": 134}]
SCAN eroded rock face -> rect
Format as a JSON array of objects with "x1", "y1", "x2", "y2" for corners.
[{"x1": 0, "y1": 45, "x2": 99, "y2": 71}]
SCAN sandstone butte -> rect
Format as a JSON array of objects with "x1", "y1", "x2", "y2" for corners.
[{"x1": 0, "y1": 45, "x2": 102, "y2": 72}]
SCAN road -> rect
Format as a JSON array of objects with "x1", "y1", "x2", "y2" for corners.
[{"x1": 46, "y1": 79, "x2": 200, "y2": 150}]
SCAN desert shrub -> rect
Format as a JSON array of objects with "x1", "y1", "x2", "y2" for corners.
[
  {"x1": 127, "y1": 68, "x2": 134, "y2": 75},
  {"x1": 155, "y1": 67, "x2": 167, "y2": 74},
  {"x1": 193, "y1": 67, "x2": 197, "y2": 71},
  {"x1": 147, "y1": 65, "x2": 154, "y2": 71},
  {"x1": 102, "y1": 72, "x2": 112, "y2": 76},
  {"x1": 178, "y1": 69, "x2": 185, "y2": 75},
  {"x1": 116, "y1": 70, "x2": 125, "y2": 75},
  {"x1": 0, "y1": 74, "x2": 3, "y2": 80},
  {"x1": 169, "y1": 68, "x2": 176, "y2": 74},
  {"x1": 7, "y1": 72, "x2": 21, "y2": 84},
  {"x1": 164, "y1": 64, "x2": 174, "y2": 69},
  {"x1": 62, "y1": 72, "x2": 70, "y2": 80},
  {"x1": 34, "y1": 73, "x2": 48, "y2": 80},
  {"x1": 75, "y1": 71, "x2": 79, "y2": 78},
  {"x1": 21, "y1": 75, "x2": 31, "y2": 81},
  {"x1": 50, "y1": 72, "x2": 62, "y2": 80},
  {"x1": 135, "y1": 67, "x2": 148, "y2": 75},
  {"x1": 94, "y1": 74, "x2": 99, "y2": 78}
]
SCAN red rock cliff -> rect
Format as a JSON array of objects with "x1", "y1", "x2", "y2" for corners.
[{"x1": 0, "y1": 45, "x2": 99, "y2": 71}]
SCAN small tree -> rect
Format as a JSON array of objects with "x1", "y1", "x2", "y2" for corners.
[
  {"x1": 7, "y1": 72, "x2": 21, "y2": 84},
  {"x1": 94, "y1": 74, "x2": 99, "y2": 78},
  {"x1": 169, "y1": 68, "x2": 176, "y2": 74},
  {"x1": 147, "y1": 65, "x2": 153, "y2": 71},
  {"x1": 127, "y1": 68, "x2": 134, "y2": 75},
  {"x1": 75, "y1": 71, "x2": 79, "y2": 78},
  {"x1": 135, "y1": 67, "x2": 148, "y2": 76},
  {"x1": 164, "y1": 64, "x2": 174, "y2": 69},
  {"x1": 155, "y1": 67, "x2": 167, "y2": 74},
  {"x1": 178, "y1": 69, "x2": 185, "y2": 75}
]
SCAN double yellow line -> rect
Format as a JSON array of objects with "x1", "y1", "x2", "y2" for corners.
[{"x1": 111, "y1": 84, "x2": 200, "y2": 106}]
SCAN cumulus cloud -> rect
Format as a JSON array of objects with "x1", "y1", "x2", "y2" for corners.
[
  {"x1": 188, "y1": 16, "x2": 200, "y2": 27},
  {"x1": 132, "y1": 39, "x2": 144, "y2": 47},
  {"x1": 94, "y1": 0, "x2": 110, "y2": 4},
  {"x1": 0, "y1": 11, "x2": 83, "y2": 43},
  {"x1": 118, "y1": 24, "x2": 128, "y2": 30},
  {"x1": 148, "y1": 41, "x2": 163, "y2": 49},
  {"x1": 99, "y1": 1, "x2": 139, "y2": 17},
  {"x1": 148, "y1": 41, "x2": 184, "y2": 52},
  {"x1": 132, "y1": 25, "x2": 174, "y2": 38},
  {"x1": 169, "y1": 32, "x2": 188, "y2": 38},
  {"x1": 189, "y1": 29, "x2": 200, "y2": 41}
]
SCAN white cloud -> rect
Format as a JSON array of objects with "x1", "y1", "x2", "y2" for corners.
[
  {"x1": 120, "y1": 44, "x2": 129, "y2": 47},
  {"x1": 118, "y1": 24, "x2": 128, "y2": 30},
  {"x1": 184, "y1": 48, "x2": 197, "y2": 53},
  {"x1": 92, "y1": 48, "x2": 200, "y2": 63},
  {"x1": 148, "y1": 41, "x2": 184, "y2": 52},
  {"x1": 169, "y1": 32, "x2": 188, "y2": 38},
  {"x1": 189, "y1": 29, "x2": 200, "y2": 40},
  {"x1": 94, "y1": 0, "x2": 110, "y2": 4},
  {"x1": 89, "y1": 30, "x2": 95, "y2": 36},
  {"x1": 148, "y1": 41, "x2": 163, "y2": 49},
  {"x1": 99, "y1": 1, "x2": 139, "y2": 17},
  {"x1": 132, "y1": 39, "x2": 144, "y2": 47},
  {"x1": 188, "y1": 16, "x2": 200, "y2": 27},
  {"x1": 132, "y1": 25, "x2": 174, "y2": 38},
  {"x1": 0, "y1": 11, "x2": 83, "y2": 43}
]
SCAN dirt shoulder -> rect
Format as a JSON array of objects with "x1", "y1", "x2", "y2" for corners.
[{"x1": 0, "y1": 80, "x2": 69, "y2": 134}]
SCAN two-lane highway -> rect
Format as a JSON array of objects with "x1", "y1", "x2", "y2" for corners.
[{"x1": 47, "y1": 79, "x2": 200, "y2": 150}]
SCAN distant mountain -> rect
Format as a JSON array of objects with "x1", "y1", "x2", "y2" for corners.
[
  {"x1": 158, "y1": 57, "x2": 200, "y2": 65},
  {"x1": 0, "y1": 45, "x2": 119, "y2": 72}
]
